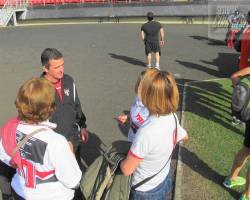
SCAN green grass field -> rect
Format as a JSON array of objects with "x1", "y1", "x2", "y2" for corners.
[{"x1": 179, "y1": 78, "x2": 250, "y2": 200}]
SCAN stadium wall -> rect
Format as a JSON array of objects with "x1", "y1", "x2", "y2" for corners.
[{"x1": 24, "y1": 3, "x2": 208, "y2": 20}]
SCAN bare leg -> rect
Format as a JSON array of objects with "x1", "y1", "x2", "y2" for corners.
[
  {"x1": 155, "y1": 52, "x2": 160, "y2": 68},
  {"x1": 229, "y1": 147, "x2": 250, "y2": 180},
  {"x1": 245, "y1": 169, "x2": 250, "y2": 198},
  {"x1": 147, "y1": 53, "x2": 152, "y2": 67}
]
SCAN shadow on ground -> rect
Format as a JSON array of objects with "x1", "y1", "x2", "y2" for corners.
[
  {"x1": 80, "y1": 131, "x2": 105, "y2": 168},
  {"x1": 176, "y1": 52, "x2": 239, "y2": 78},
  {"x1": 183, "y1": 80, "x2": 243, "y2": 135},
  {"x1": 109, "y1": 53, "x2": 146, "y2": 67},
  {"x1": 174, "y1": 79, "x2": 244, "y2": 199},
  {"x1": 178, "y1": 146, "x2": 240, "y2": 199},
  {"x1": 189, "y1": 35, "x2": 226, "y2": 46}
]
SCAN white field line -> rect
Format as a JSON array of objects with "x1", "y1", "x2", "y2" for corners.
[
  {"x1": 15, "y1": 20, "x2": 212, "y2": 27},
  {"x1": 174, "y1": 77, "x2": 228, "y2": 200}
]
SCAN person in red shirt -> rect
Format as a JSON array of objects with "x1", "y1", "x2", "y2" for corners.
[
  {"x1": 223, "y1": 67, "x2": 250, "y2": 200},
  {"x1": 239, "y1": 11, "x2": 250, "y2": 70}
]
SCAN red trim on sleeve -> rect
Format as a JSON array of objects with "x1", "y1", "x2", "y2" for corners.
[
  {"x1": 128, "y1": 150, "x2": 143, "y2": 160},
  {"x1": 36, "y1": 170, "x2": 55, "y2": 179}
]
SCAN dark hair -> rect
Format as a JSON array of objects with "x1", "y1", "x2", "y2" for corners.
[
  {"x1": 147, "y1": 12, "x2": 154, "y2": 21},
  {"x1": 234, "y1": 9, "x2": 239, "y2": 15},
  {"x1": 41, "y1": 48, "x2": 63, "y2": 69},
  {"x1": 247, "y1": 11, "x2": 250, "y2": 24}
]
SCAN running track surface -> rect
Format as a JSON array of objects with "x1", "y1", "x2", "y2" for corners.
[{"x1": 0, "y1": 23, "x2": 239, "y2": 165}]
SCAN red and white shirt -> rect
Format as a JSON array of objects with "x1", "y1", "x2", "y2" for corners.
[
  {"x1": 0, "y1": 120, "x2": 82, "y2": 200},
  {"x1": 129, "y1": 114, "x2": 187, "y2": 191},
  {"x1": 54, "y1": 79, "x2": 63, "y2": 100},
  {"x1": 128, "y1": 96, "x2": 149, "y2": 142}
]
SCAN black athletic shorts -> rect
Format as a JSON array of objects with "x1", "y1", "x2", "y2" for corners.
[
  {"x1": 244, "y1": 123, "x2": 250, "y2": 148},
  {"x1": 145, "y1": 41, "x2": 161, "y2": 56}
]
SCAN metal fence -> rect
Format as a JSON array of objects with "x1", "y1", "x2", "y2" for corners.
[{"x1": 0, "y1": 0, "x2": 208, "y2": 7}]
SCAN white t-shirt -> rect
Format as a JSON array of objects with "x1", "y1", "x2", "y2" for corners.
[
  {"x1": 128, "y1": 96, "x2": 149, "y2": 142},
  {"x1": 0, "y1": 121, "x2": 82, "y2": 200},
  {"x1": 130, "y1": 113, "x2": 187, "y2": 191}
]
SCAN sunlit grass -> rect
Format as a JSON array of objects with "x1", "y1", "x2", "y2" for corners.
[{"x1": 182, "y1": 79, "x2": 250, "y2": 199}]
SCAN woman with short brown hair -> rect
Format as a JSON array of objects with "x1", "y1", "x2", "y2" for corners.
[
  {"x1": 120, "y1": 69, "x2": 188, "y2": 200},
  {"x1": 15, "y1": 78, "x2": 55, "y2": 123},
  {"x1": 140, "y1": 70, "x2": 179, "y2": 115},
  {"x1": 0, "y1": 78, "x2": 82, "y2": 200}
]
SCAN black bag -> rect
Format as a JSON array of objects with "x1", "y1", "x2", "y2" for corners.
[{"x1": 232, "y1": 76, "x2": 250, "y2": 122}]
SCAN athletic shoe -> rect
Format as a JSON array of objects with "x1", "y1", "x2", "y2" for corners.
[
  {"x1": 147, "y1": 64, "x2": 152, "y2": 68},
  {"x1": 232, "y1": 116, "x2": 242, "y2": 126},
  {"x1": 223, "y1": 176, "x2": 246, "y2": 188},
  {"x1": 239, "y1": 194, "x2": 250, "y2": 200},
  {"x1": 155, "y1": 65, "x2": 160, "y2": 70},
  {"x1": 155, "y1": 63, "x2": 160, "y2": 69}
]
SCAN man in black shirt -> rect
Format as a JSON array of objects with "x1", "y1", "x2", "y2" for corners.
[
  {"x1": 141, "y1": 12, "x2": 165, "y2": 69},
  {"x1": 41, "y1": 48, "x2": 89, "y2": 152}
]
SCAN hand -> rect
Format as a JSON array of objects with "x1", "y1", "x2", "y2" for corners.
[
  {"x1": 116, "y1": 115, "x2": 128, "y2": 124},
  {"x1": 231, "y1": 76, "x2": 240, "y2": 86},
  {"x1": 80, "y1": 128, "x2": 89, "y2": 143},
  {"x1": 160, "y1": 40, "x2": 165, "y2": 46}
]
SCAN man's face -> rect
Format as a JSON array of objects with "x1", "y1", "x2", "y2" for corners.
[{"x1": 44, "y1": 58, "x2": 64, "y2": 82}]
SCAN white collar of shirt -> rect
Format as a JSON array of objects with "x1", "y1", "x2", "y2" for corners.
[
  {"x1": 19, "y1": 120, "x2": 57, "y2": 129},
  {"x1": 135, "y1": 96, "x2": 144, "y2": 107}
]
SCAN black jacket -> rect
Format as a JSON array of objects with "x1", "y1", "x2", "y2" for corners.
[{"x1": 43, "y1": 73, "x2": 87, "y2": 140}]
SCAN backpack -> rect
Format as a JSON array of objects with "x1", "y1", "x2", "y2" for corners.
[
  {"x1": 80, "y1": 140, "x2": 131, "y2": 200},
  {"x1": 231, "y1": 76, "x2": 250, "y2": 122}
]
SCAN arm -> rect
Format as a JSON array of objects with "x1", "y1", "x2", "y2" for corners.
[
  {"x1": 181, "y1": 134, "x2": 189, "y2": 144},
  {"x1": 53, "y1": 137, "x2": 82, "y2": 189},
  {"x1": 120, "y1": 129, "x2": 148, "y2": 176},
  {"x1": 231, "y1": 67, "x2": 250, "y2": 86},
  {"x1": 228, "y1": 15, "x2": 232, "y2": 25},
  {"x1": 116, "y1": 114, "x2": 129, "y2": 124},
  {"x1": 160, "y1": 28, "x2": 165, "y2": 46},
  {"x1": 80, "y1": 128, "x2": 89, "y2": 143},
  {"x1": 141, "y1": 30, "x2": 145, "y2": 42},
  {"x1": 120, "y1": 152, "x2": 142, "y2": 176},
  {"x1": 73, "y1": 82, "x2": 89, "y2": 143}
]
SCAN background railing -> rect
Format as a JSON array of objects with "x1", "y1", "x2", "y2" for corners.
[
  {"x1": 0, "y1": 0, "x2": 28, "y2": 8},
  {"x1": 0, "y1": 0, "x2": 208, "y2": 7},
  {"x1": 0, "y1": 0, "x2": 14, "y2": 25},
  {"x1": 0, "y1": 0, "x2": 28, "y2": 26}
]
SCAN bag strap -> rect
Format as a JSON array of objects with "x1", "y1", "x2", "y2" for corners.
[
  {"x1": 131, "y1": 114, "x2": 178, "y2": 190},
  {"x1": 11, "y1": 128, "x2": 47, "y2": 158}
]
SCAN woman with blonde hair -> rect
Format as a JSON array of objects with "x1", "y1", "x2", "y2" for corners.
[
  {"x1": 0, "y1": 78, "x2": 81, "y2": 200},
  {"x1": 120, "y1": 69, "x2": 188, "y2": 200}
]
